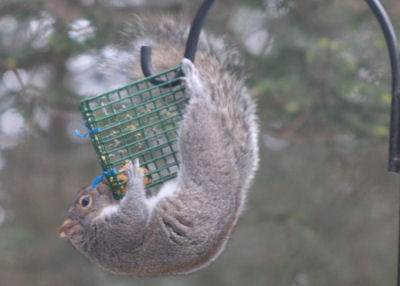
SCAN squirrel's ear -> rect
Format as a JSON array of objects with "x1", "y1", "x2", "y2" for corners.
[{"x1": 96, "y1": 182, "x2": 111, "y2": 195}]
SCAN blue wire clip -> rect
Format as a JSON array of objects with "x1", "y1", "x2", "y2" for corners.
[
  {"x1": 75, "y1": 121, "x2": 100, "y2": 138},
  {"x1": 91, "y1": 169, "x2": 117, "y2": 190}
]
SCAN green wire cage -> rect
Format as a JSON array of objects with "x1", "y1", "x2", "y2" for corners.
[{"x1": 79, "y1": 65, "x2": 188, "y2": 199}]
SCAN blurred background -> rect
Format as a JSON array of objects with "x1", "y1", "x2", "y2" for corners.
[{"x1": 0, "y1": 0, "x2": 399, "y2": 285}]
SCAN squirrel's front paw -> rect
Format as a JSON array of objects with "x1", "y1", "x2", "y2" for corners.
[{"x1": 127, "y1": 159, "x2": 144, "y2": 188}]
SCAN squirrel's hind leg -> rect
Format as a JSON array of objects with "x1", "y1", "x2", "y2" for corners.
[{"x1": 179, "y1": 60, "x2": 239, "y2": 195}]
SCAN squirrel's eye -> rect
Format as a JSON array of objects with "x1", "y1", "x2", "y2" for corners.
[{"x1": 80, "y1": 196, "x2": 91, "y2": 208}]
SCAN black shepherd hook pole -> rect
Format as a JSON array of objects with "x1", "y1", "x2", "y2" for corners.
[
  {"x1": 365, "y1": 0, "x2": 400, "y2": 173},
  {"x1": 365, "y1": 1, "x2": 400, "y2": 285},
  {"x1": 140, "y1": 0, "x2": 217, "y2": 86}
]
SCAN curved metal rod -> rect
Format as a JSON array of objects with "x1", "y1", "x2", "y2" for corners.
[
  {"x1": 365, "y1": 0, "x2": 400, "y2": 173},
  {"x1": 140, "y1": 0, "x2": 217, "y2": 86}
]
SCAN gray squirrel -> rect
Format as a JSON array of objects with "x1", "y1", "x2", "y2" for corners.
[{"x1": 58, "y1": 19, "x2": 259, "y2": 276}]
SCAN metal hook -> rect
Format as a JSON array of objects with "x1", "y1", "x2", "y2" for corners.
[{"x1": 140, "y1": 0, "x2": 217, "y2": 86}]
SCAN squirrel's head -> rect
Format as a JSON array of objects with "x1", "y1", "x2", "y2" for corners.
[{"x1": 58, "y1": 182, "x2": 115, "y2": 242}]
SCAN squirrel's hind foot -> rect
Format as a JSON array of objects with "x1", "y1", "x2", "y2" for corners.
[{"x1": 181, "y1": 59, "x2": 207, "y2": 99}]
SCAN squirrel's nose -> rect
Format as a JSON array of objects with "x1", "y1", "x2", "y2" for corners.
[{"x1": 58, "y1": 219, "x2": 81, "y2": 238}]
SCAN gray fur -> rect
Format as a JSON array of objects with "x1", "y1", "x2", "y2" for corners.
[{"x1": 59, "y1": 20, "x2": 259, "y2": 276}]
